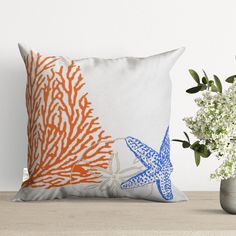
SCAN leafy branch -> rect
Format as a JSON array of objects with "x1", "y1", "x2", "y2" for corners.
[
  {"x1": 186, "y1": 69, "x2": 236, "y2": 94},
  {"x1": 173, "y1": 132, "x2": 211, "y2": 166},
  {"x1": 173, "y1": 69, "x2": 236, "y2": 167}
]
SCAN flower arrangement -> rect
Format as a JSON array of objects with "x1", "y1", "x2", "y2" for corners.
[{"x1": 173, "y1": 69, "x2": 236, "y2": 180}]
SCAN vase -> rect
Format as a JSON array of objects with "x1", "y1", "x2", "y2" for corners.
[{"x1": 220, "y1": 177, "x2": 236, "y2": 214}]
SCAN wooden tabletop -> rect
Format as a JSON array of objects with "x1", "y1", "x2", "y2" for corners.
[{"x1": 0, "y1": 192, "x2": 235, "y2": 236}]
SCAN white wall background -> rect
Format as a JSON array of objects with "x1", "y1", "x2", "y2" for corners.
[{"x1": 0, "y1": 0, "x2": 236, "y2": 191}]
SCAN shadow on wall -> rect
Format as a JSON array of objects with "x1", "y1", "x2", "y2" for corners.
[{"x1": 0, "y1": 60, "x2": 27, "y2": 188}]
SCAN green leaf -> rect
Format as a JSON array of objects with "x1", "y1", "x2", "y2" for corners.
[
  {"x1": 172, "y1": 139, "x2": 185, "y2": 142},
  {"x1": 202, "y1": 70, "x2": 209, "y2": 82},
  {"x1": 200, "y1": 84, "x2": 207, "y2": 91},
  {"x1": 182, "y1": 141, "x2": 191, "y2": 148},
  {"x1": 202, "y1": 77, "x2": 208, "y2": 84},
  {"x1": 183, "y1": 132, "x2": 190, "y2": 143},
  {"x1": 214, "y1": 75, "x2": 222, "y2": 93},
  {"x1": 189, "y1": 69, "x2": 200, "y2": 84},
  {"x1": 194, "y1": 151, "x2": 201, "y2": 166},
  {"x1": 190, "y1": 141, "x2": 200, "y2": 151},
  {"x1": 200, "y1": 148, "x2": 211, "y2": 158},
  {"x1": 211, "y1": 84, "x2": 218, "y2": 92},
  {"x1": 226, "y1": 75, "x2": 236, "y2": 83},
  {"x1": 208, "y1": 80, "x2": 214, "y2": 86},
  {"x1": 173, "y1": 134, "x2": 191, "y2": 149},
  {"x1": 198, "y1": 144, "x2": 211, "y2": 158},
  {"x1": 172, "y1": 139, "x2": 190, "y2": 148},
  {"x1": 202, "y1": 70, "x2": 209, "y2": 88},
  {"x1": 186, "y1": 85, "x2": 202, "y2": 94}
]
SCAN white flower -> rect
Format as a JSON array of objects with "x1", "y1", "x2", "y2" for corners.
[{"x1": 184, "y1": 82, "x2": 236, "y2": 180}]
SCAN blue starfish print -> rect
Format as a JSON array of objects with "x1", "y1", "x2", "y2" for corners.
[{"x1": 120, "y1": 127, "x2": 173, "y2": 200}]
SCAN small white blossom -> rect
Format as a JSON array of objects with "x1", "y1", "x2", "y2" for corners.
[{"x1": 184, "y1": 83, "x2": 236, "y2": 180}]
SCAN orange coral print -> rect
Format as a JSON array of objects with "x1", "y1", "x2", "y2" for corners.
[{"x1": 22, "y1": 51, "x2": 114, "y2": 188}]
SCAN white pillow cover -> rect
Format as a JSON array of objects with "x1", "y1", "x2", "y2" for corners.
[{"x1": 15, "y1": 44, "x2": 187, "y2": 202}]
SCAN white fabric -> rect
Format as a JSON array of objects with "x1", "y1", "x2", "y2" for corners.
[{"x1": 15, "y1": 44, "x2": 186, "y2": 202}]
